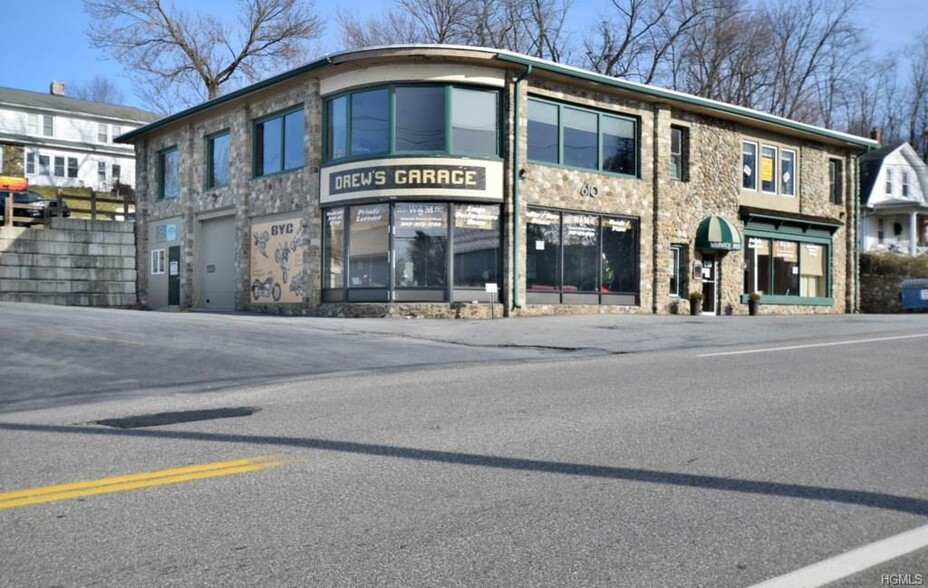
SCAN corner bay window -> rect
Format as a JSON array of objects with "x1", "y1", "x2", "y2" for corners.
[
  {"x1": 527, "y1": 98, "x2": 638, "y2": 176},
  {"x1": 526, "y1": 208, "x2": 639, "y2": 305},
  {"x1": 322, "y1": 202, "x2": 501, "y2": 302},
  {"x1": 324, "y1": 85, "x2": 500, "y2": 161}
]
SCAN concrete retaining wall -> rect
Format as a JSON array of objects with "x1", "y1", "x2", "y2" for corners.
[{"x1": 0, "y1": 218, "x2": 137, "y2": 306}]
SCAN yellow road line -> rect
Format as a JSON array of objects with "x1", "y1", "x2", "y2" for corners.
[{"x1": 0, "y1": 456, "x2": 285, "y2": 510}]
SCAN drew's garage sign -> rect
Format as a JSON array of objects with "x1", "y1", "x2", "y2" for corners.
[{"x1": 322, "y1": 158, "x2": 503, "y2": 204}]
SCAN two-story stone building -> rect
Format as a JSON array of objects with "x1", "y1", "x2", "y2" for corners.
[{"x1": 119, "y1": 45, "x2": 877, "y2": 317}]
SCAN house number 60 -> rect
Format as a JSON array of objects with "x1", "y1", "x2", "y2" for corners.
[{"x1": 580, "y1": 184, "x2": 599, "y2": 197}]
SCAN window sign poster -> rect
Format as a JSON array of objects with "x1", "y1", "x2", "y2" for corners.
[
  {"x1": 250, "y1": 215, "x2": 305, "y2": 303},
  {"x1": 761, "y1": 157, "x2": 774, "y2": 183}
]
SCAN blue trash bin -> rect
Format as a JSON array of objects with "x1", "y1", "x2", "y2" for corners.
[{"x1": 899, "y1": 278, "x2": 928, "y2": 311}]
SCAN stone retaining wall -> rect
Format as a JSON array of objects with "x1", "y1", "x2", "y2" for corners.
[
  {"x1": 0, "y1": 218, "x2": 137, "y2": 306},
  {"x1": 860, "y1": 272, "x2": 905, "y2": 313}
]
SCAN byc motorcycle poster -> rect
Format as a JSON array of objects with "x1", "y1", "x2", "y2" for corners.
[{"x1": 250, "y1": 215, "x2": 305, "y2": 303}]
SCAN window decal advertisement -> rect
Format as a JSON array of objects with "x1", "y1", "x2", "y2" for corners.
[{"x1": 250, "y1": 215, "x2": 305, "y2": 303}]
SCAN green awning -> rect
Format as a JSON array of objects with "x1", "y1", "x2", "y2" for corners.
[{"x1": 695, "y1": 215, "x2": 742, "y2": 251}]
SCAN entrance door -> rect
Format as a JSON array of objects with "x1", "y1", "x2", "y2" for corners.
[
  {"x1": 701, "y1": 254, "x2": 717, "y2": 315},
  {"x1": 199, "y1": 216, "x2": 236, "y2": 310},
  {"x1": 168, "y1": 246, "x2": 180, "y2": 306}
]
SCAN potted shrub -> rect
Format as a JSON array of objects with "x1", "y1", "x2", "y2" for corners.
[
  {"x1": 748, "y1": 292, "x2": 761, "y2": 316},
  {"x1": 688, "y1": 291, "x2": 704, "y2": 315}
]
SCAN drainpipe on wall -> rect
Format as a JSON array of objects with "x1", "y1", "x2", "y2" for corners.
[
  {"x1": 854, "y1": 148, "x2": 868, "y2": 314},
  {"x1": 511, "y1": 64, "x2": 532, "y2": 312}
]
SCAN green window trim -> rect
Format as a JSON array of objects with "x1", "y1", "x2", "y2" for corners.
[
  {"x1": 743, "y1": 229, "x2": 833, "y2": 303},
  {"x1": 253, "y1": 105, "x2": 305, "y2": 178},
  {"x1": 527, "y1": 96, "x2": 640, "y2": 178},
  {"x1": 740, "y1": 294, "x2": 834, "y2": 306},
  {"x1": 323, "y1": 84, "x2": 502, "y2": 164}
]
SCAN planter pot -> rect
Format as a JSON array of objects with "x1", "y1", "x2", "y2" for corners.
[
  {"x1": 748, "y1": 300, "x2": 758, "y2": 316},
  {"x1": 690, "y1": 300, "x2": 702, "y2": 315}
]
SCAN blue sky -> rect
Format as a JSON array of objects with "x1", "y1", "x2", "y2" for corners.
[{"x1": 1, "y1": 0, "x2": 926, "y2": 111}]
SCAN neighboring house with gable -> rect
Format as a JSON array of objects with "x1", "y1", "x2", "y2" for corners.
[
  {"x1": 859, "y1": 141, "x2": 928, "y2": 256},
  {"x1": 0, "y1": 83, "x2": 160, "y2": 192}
]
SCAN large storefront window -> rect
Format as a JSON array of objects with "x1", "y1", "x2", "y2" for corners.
[
  {"x1": 323, "y1": 208, "x2": 344, "y2": 289},
  {"x1": 563, "y1": 214, "x2": 599, "y2": 291},
  {"x1": 349, "y1": 204, "x2": 390, "y2": 288},
  {"x1": 323, "y1": 203, "x2": 501, "y2": 302},
  {"x1": 744, "y1": 237, "x2": 829, "y2": 301},
  {"x1": 324, "y1": 85, "x2": 500, "y2": 161},
  {"x1": 453, "y1": 204, "x2": 500, "y2": 287},
  {"x1": 526, "y1": 209, "x2": 561, "y2": 291},
  {"x1": 394, "y1": 203, "x2": 447, "y2": 288},
  {"x1": 526, "y1": 208, "x2": 639, "y2": 305},
  {"x1": 799, "y1": 243, "x2": 826, "y2": 297}
]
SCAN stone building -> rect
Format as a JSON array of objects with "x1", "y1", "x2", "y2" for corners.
[{"x1": 119, "y1": 45, "x2": 877, "y2": 317}]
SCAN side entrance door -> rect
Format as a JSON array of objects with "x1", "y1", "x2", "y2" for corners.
[
  {"x1": 701, "y1": 253, "x2": 717, "y2": 315},
  {"x1": 168, "y1": 246, "x2": 180, "y2": 306}
]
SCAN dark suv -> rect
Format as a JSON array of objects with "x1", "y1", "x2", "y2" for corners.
[{"x1": 0, "y1": 190, "x2": 70, "y2": 225}]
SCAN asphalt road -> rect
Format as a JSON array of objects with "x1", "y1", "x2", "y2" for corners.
[{"x1": 0, "y1": 303, "x2": 926, "y2": 587}]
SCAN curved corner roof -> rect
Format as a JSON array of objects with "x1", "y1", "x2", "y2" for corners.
[{"x1": 117, "y1": 44, "x2": 879, "y2": 151}]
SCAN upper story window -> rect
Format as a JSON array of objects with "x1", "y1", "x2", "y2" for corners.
[
  {"x1": 254, "y1": 106, "x2": 304, "y2": 177},
  {"x1": 42, "y1": 115, "x2": 54, "y2": 137},
  {"x1": 28, "y1": 114, "x2": 38, "y2": 135},
  {"x1": 781, "y1": 149, "x2": 796, "y2": 196},
  {"x1": 98, "y1": 123, "x2": 108, "y2": 143},
  {"x1": 829, "y1": 159, "x2": 843, "y2": 204},
  {"x1": 902, "y1": 170, "x2": 910, "y2": 197},
  {"x1": 207, "y1": 130, "x2": 230, "y2": 189},
  {"x1": 670, "y1": 126, "x2": 689, "y2": 181},
  {"x1": 742, "y1": 140, "x2": 798, "y2": 197},
  {"x1": 527, "y1": 97, "x2": 638, "y2": 177},
  {"x1": 324, "y1": 85, "x2": 500, "y2": 162},
  {"x1": 158, "y1": 147, "x2": 179, "y2": 199},
  {"x1": 742, "y1": 142, "x2": 757, "y2": 190},
  {"x1": 112, "y1": 126, "x2": 122, "y2": 141},
  {"x1": 885, "y1": 168, "x2": 893, "y2": 195}
]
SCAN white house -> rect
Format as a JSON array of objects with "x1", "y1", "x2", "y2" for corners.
[
  {"x1": 0, "y1": 83, "x2": 160, "y2": 192},
  {"x1": 859, "y1": 141, "x2": 928, "y2": 256}
]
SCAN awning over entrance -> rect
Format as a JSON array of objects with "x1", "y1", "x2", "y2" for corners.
[{"x1": 695, "y1": 215, "x2": 742, "y2": 251}]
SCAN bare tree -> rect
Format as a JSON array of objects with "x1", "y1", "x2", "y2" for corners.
[
  {"x1": 673, "y1": 0, "x2": 772, "y2": 107},
  {"x1": 903, "y1": 32, "x2": 928, "y2": 159},
  {"x1": 337, "y1": 0, "x2": 572, "y2": 62},
  {"x1": 69, "y1": 75, "x2": 127, "y2": 105},
  {"x1": 583, "y1": 0, "x2": 711, "y2": 84},
  {"x1": 337, "y1": 7, "x2": 425, "y2": 48},
  {"x1": 83, "y1": 0, "x2": 323, "y2": 110}
]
